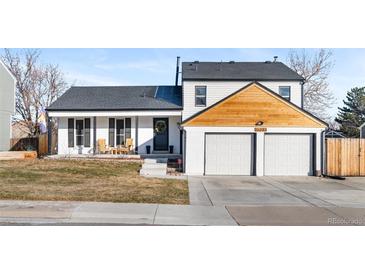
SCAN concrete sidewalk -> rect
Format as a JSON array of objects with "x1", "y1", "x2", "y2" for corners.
[{"x1": 0, "y1": 200, "x2": 237, "y2": 226}]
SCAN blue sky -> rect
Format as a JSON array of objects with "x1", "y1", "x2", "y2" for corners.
[{"x1": 2, "y1": 48, "x2": 365, "y2": 118}]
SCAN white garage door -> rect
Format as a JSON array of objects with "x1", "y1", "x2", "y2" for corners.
[
  {"x1": 205, "y1": 134, "x2": 253, "y2": 175},
  {"x1": 264, "y1": 134, "x2": 313, "y2": 176}
]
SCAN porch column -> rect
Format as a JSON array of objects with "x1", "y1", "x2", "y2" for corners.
[
  {"x1": 135, "y1": 116, "x2": 139, "y2": 153},
  {"x1": 93, "y1": 116, "x2": 97, "y2": 154}
]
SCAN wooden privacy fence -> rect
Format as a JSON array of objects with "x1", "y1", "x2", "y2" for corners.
[
  {"x1": 10, "y1": 134, "x2": 53, "y2": 157},
  {"x1": 326, "y1": 138, "x2": 365, "y2": 176}
]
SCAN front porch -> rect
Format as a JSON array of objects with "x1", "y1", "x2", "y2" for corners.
[{"x1": 49, "y1": 110, "x2": 183, "y2": 157}]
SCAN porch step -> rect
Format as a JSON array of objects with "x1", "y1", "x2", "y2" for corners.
[
  {"x1": 140, "y1": 168, "x2": 167, "y2": 176},
  {"x1": 144, "y1": 158, "x2": 168, "y2": 164},
  {"x1": 142, "y1": 163, "x2": 167, "y2": 169},
  {"x1": 140, "y1": 160, "x2": 167, "y2": 176},
  {"x1": 144, "y1": 158, "x2": 157, "y2": 164}
]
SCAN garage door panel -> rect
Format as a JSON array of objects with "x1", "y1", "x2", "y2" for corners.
[
  {"x1": 264, "y1": 134, "x2": 313, "y2": 176},
  {"x1": 205, "y1": 134, "x2": 253, "y2": 175}
]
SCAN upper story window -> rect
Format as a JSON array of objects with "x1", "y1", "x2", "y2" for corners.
[
  {"x1": 279, "y1": 86, "x2": 291, "y2": 101},
  {"x1": 195, "y1": 86, "x2": 207, "y2": 107}
]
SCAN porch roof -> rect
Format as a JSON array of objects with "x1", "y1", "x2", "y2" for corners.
[{"x1": 47, "y1": 85, "x2": 182, "y2": 112}]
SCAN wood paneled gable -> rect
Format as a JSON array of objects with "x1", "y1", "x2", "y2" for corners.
[{"x1": 181, "y1": 82, "x2": 327, "y2": 128}]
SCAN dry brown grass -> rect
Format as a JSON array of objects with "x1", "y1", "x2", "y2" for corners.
[{"x1": 0, "y1": 159, "x2": 188, "y2": 204}]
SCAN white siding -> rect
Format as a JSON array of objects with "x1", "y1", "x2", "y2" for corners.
[
  {"x1": 0, "y1": 112, "x2": 11, "y2": 151},
  {"x1": 138, "y1": 116, "x2": 153, "y2": 154},
  {"x1": 0, "y1": 61, "x2": 16, "y2": 151},
  {"x1": 184, "y1": 126, "x2": 324, "y2": 176},
  {"x1": 169, "y1": 116, "x2": 181, "y2": 154},
  {"x1": 96, "y1": 117, "x2": 109, "y2": 145},
  {"x1": 0, "y1": 61, "x2": 15, "y2": 114},
  {"x1": 182, "y1": 81, "x2": 302, "y2": 120}
]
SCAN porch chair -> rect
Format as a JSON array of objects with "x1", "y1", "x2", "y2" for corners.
[
  {"x1": 126, "y1": 138, "x2": 134, "y2": 152},
  {"x1": 97, "y1": 139, "x2": 109, "y2": 154}
]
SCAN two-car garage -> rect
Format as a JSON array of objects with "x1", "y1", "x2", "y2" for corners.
[
  {"x1": 204, "y1": 133, "x2": 314, "y2": 176},
  {"x1": 182, "y1": 82, "x2": 327, "y2": 176}
]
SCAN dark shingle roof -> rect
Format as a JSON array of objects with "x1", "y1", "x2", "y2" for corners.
[
  {"x1": 47, "y1": 86, "x2": 182, "y2": 111},
  {"x1": 182, "y1": 61, "x2": 304, "y2": 81}
]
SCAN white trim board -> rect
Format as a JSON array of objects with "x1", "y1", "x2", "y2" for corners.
[{"x1": 48, "y1": 110, "x2": 182, "y2": 117}]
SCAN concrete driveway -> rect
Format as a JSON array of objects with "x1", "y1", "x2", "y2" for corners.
[{"x1": 189, "y1": 176, "x2": 365, "y2": 225}]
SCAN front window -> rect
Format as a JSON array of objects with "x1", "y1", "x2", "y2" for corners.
[
  {"x1": 116, "y1": 119, "x2": 125, "y2": 146},
  {"x1": 109, "y1": 118, "x2": 131, "y2": 147},
  {"x1": 75, "y1": 119, "x2": 84, "y2": 146},
  {"x1": 279, "y1": 86, "x2": 291, "y2": 101},
  {"x1": 195, "y1": 86, "x2": 207, "y2": 107}
]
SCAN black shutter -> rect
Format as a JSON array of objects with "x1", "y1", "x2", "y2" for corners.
[
  {"x1": 109, "y1": 118, "x2": 115, "y2": 147},
  {"x1": 68, "y1": 118, "x2": 74, "y2": 147},
  {"x1": 84, "y1": 118, "x2": 91, "y2": 147},
  {"x1": 125, "y1": 118, "x2": 131, "y2": 139}
]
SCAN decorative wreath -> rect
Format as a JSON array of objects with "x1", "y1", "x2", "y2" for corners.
[{"x1": 155, "y1": 120, "x2": 167, "y2": 133}]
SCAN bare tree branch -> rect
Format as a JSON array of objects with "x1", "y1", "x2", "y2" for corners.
[
  {"x1": 1, "y1": 49, "x2": 67, "y2": 136},
  {"x1": 287, "y1": 49, "x2": 336, "y2": 122}
]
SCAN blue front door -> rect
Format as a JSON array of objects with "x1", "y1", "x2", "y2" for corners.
[{"x1": 153, "y1": 118, "x2": 169, "y2": 151}]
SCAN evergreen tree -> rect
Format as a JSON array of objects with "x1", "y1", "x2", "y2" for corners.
[{"x1": 335, "y1": 87, "x2": 365, "y2": 137}]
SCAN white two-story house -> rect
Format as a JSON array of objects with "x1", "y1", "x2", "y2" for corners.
[
  {"x1": 47, "y1": 59, "x2": 327, "y2": 176},
  {"x1": 0, "y1": 60, "x2": 16, "y2": 151}
]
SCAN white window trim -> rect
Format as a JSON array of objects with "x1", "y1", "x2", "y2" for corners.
[
  {"x1": 279, "y1": 86, "x2": 291, "y2": 101},
  {"x1": 73, "y1": 118, "x2": 92, "y2": 148},
  {"x1": 110, "y1": 117, "x2": 132, "y2": 147},
  {"x1": 195, "y1": 86, "x2": 207, "y2": 107}
]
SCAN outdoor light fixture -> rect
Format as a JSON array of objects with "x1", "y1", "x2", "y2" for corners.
[{"x1": 255, "y1": 121, "x2": 264, "y2": 126}]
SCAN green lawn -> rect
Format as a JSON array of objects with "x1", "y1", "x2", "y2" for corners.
[{"x1": 0, "y1": 159, "x2": 188, "y2": 204}]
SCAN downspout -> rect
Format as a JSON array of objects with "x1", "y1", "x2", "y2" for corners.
[
  {"x1": 300, "y1": 80, "x2": 304, "y2": 109},
  {"x1": 321, "y1": 129, "x2": 326, "y2": 176}
]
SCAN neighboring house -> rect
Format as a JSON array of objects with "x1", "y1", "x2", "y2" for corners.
[
  {"x1": 12, "y1": 121, "x2": 31, "y2": 139},
  {"x1": 360, "y1": 122, "x2": 365, "y2": 138},
  {"x1": 47, "y1": 60, "x2": 327, "y2": 176},
  {"x1": 0, "y1": 60, "x2": 16, "y2": 151}
]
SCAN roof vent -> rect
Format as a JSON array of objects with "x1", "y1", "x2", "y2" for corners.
[
  {"x1": 216, "y1": 61, "x2": 223, "y2": 71},
  {"x1": 264, "y1": 61, "x2": 271, "y2": 64},
  {"x1": 193, "y1": 60, "x2": 199, "y2": 63},
  {"x1": 229, "y1": 61, "x2": 235, "y2": 64},
  {"x1": 273, "y1": 56, "x2": 278, "y2": 62}
]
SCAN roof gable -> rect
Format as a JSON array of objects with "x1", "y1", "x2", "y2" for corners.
[{"x1": 182, "y1": 82, "x2": 327, "y2": 128}]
